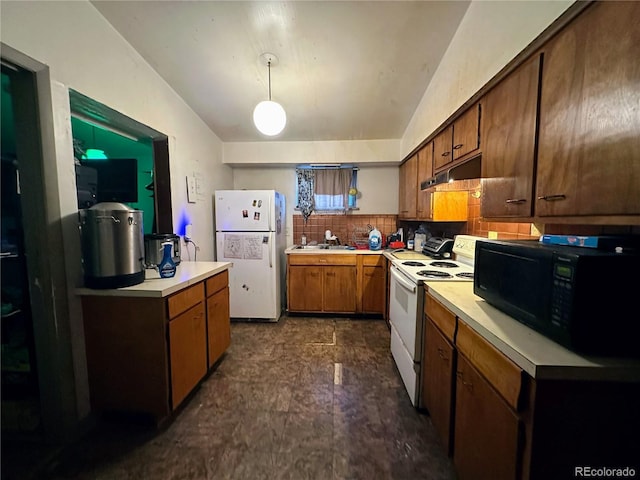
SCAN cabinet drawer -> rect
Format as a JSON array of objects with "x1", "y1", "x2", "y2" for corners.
[
  {"x1": 167, "y1": 282, "x2": 205, "y2": 319},
  {"x1": 362, "y1": 255, "x2": 384, "y2": 267},
  {"x1": 456, "y1": 320, "x2": 523, "y2": 411},
  {"x1": 206, "y1": 270, "x2": 228, "y2": 297},
  {"x1": 288, "y1": 254, "x2": 357, "y2": 266},
  {"x1": 424, "y1": 292, "x2": 456, "y2": 343}
]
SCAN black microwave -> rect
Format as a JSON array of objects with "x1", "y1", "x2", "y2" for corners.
[{"x1": 473, "y1": 239, "x2": 640, "y2": 357}]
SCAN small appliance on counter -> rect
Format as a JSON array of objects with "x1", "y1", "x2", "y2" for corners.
[
  {"x1": 79, "y1": 202, "x2": 145, "y2": 289},
  {"x1": 421, "y1": 237, "x2": 454, "y2": 258},
  {"x1": 144, "y1": 233, "x2": 181, "y2": 269},
  {"x1": 474, "y1": 238, "x2": 640, "y2": 357}
]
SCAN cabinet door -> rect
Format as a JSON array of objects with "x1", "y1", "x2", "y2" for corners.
[
  {"x1": 454, "y1": 355, "x2": 520, "y2": 480},
  {"x1": 399, "y1": 154, "x2": 418, "y2": 219},
  {"x1": 361, "y1": 266, "x2": 385, "y2": 314},
  {"x1": 323, "y1": 266, "x2": 356, "y2": 313},
  {"x1": 452, "y1": 104, "x2": 481, "y2": 161},
  {"x1": 422, "y1": 319, "x2": 455, "y2": 455},
  {"x1": 206, "y1": 286, "x2": 230, "y2": 368},
  {"x1": 536, "y1": 1, "x2": 640, "y2": 216},
  {"x1": 416, "y1": 143, "x2": 434, "y2": 218},
  {"x1": 434, "y1": 125, "x2": 453, "y2": 170},
  {"x1": 481, "y1": 55, "x2": 541, "y2": 218},
  {"x1": 169, "y1": 302, "x2": 207, "y2": 409},
  {"x1": 288, "y1": 266, "x2": 323, "y2": 312},
  {"x1": 430, "y1": 191, "x2": 468, "y2": 222}
]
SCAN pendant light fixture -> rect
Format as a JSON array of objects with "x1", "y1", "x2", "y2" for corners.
[{"x1": 253, "y1": 53, "x2": 286, "y2": 136}]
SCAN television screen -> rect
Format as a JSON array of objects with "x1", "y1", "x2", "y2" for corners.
[{"x1": 83, "y1": 158, "x2": 138, "y2": 203}]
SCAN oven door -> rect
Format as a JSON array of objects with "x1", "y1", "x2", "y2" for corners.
[{"x1": 389, "y1": 265, "x2": 423, "y2": 361}]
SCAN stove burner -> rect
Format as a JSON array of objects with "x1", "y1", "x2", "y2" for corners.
[
  {"x1": 417, "y1": 270, "x2": 453, "y2": 278},
  {"x1": 430, "y1": 261, "x2": 458, "y2": 269},
  {"x1": 455, "y1": 272, "x2": 474, "y2": 279},
  {"x1": 402, "y1": 261, "x2": 426, "y2": 267}
]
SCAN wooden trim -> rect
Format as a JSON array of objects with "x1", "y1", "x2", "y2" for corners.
[
  {"x1": 288, "y1": 253, "x2": 357, "y2": 266},
  {"x1": 481, "y1": 215, "x2": 640, "y2": 226},
  {"x1": 153, "y1": 137, "x2": 172, "y2": 233},
  {"x1": 400, "y1": 0, "x2": 594, "y2": 165}
]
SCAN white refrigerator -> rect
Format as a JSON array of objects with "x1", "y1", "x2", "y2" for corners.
[{"x1": 214, "y1": 190, "x2": 286, "y2": 322}]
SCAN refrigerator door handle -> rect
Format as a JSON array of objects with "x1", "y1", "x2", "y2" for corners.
[
  {"x1": 268, "y1": 234, "x2": 273, "y2": 268},
  {"x1": 268, "y1": 195, "x2": 272, "y2": 232}
]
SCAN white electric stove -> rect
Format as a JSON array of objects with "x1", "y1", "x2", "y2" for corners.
[
  {"x1": 390, "y1": 234, "x2": 480, "y2": 283},
  {"x1": 388, "y1": 235, "x2": 484, "y2": 406}
]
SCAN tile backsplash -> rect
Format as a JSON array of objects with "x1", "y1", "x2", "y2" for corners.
[
  {"x1": 293, "y1": 214, "x2": 398, "y2": 246},
  {"x1": 294, "y1": 179, "x2": 639, "y2": 247}
]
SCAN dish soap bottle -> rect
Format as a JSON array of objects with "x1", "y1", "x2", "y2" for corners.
[
  {"x1": 158, "y1": 241, "x2": 177, "y2": 278},
  {"x1": 368, "y1": 227, "x2": 382, "y2": 251}
]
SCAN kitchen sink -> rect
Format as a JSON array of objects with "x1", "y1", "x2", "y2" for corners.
[{"x1": 293, "y1": 244, "x2": 352, "y2": 250}]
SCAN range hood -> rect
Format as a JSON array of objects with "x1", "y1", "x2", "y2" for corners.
[{"x1": 420, "y1": 156, "x2": 481, "y2": 190}]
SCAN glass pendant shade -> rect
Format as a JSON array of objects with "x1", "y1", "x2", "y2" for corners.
[{"x1": 253, "y1": 100, "x2": 287, "y2": 136}]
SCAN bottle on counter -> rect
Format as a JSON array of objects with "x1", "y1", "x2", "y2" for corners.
[
  {"x1": 368, "y1": 227, "x2": 382, "y2": 251},
  {"x1": 301, "y1": 234, "x2": 307, "y2": 246},
  {"x1": 158, "y1": 241, "x2": 177, "y2": 278}
]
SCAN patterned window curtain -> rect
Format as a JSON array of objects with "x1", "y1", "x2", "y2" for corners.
[
  {"x1": 296, "y1": 168, "x2": 315, "y2": 223},
  {"x1": 314, "y1": 168, "x2": 352, "y2": 212}
]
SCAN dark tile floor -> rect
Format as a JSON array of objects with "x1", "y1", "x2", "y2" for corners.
[{"x1": 3, "y1": 316, "x2": 456, "y2": 479}]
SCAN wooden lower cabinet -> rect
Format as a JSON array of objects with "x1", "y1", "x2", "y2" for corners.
[
  {"x1": 323, "y1": 266, "x2": 357, "y2": 312},
  {"x1": 454, "y1": 354, "x2": 521, "y2": 480},
  {"x1": 422, "y1": 319, "x2": 455, "y2": 455},
  {"x1": 361, "y1": 265, "x2": 385, "y2": 314},
  {"x1": 81, "y1": 269, "x2": 231, "y2": 423},
  {"x1": 288, "y1": 266, "x2": 323, "y2": 312},
  {"x1": 287, "y1": 254, "x2": 385, "y2": 315},
  {"x1": 206, "y1": 284, "x2": 230, "y2": 368},
  {"x1": 169, "y1": 302, "x2": 207, "y2": 409}
]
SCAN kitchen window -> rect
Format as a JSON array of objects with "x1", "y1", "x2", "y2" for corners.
[{"x1": 295, "y1": 166, "x2": 358, "y2": 215}]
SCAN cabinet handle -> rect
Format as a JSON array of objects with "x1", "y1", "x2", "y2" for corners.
[
  {"x1": 441, "y1": 151, "x2": 450, "y2": 157},
  {"x1": 456, "y1": 371, "x2": 473, "y2": 391},
  {"x1": 453, "y1": 144, "x2": 463, "y2": 150},
  {"x1": 537, "y1": 194, "x2": 566, "y2": 201},
  {"x1": 505, "y1": 198, "x2": 526, "y2": 204},
  {"x1": 326, "y1": 272, "x2": 335, "y2": 277},
  {"x1": 437, "y1": 348, "x2": 449, "y2": 361}
]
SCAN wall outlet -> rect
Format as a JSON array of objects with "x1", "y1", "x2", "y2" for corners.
[{"x1": 488, "y1": 231, "x2": 498, "y2": 239}]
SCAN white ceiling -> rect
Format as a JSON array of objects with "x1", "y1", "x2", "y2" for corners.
[{"x1": 91, "y1": 1, "x2": 470, "y2": 143}]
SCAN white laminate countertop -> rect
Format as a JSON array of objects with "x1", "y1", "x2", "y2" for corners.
[
  {"x1": 285, "y1": 246, "x2": 384, "y2": 255},
  {"x1": 426, "y1": 282, "x2": 640, "y2": 382},
  {"x1": 76, "y1": 261, "x2": 232, "y2": 298}
]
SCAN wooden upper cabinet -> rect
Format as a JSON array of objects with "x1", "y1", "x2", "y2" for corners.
[
  {"x1": 399, "y1": 154, "x2": 418, "y2": 219},
  {"x1": 536, "y1": 1, "x2": 640, "y2": 217},
  {"x1": 433, "y1": 125, "x2": 453, "y2": 170},
  {"x1": 452, "y1": 103, "x2": 481, "y2": 161},
  {"x1": 434, "y1": 104, "x2": 481, "y2": 172},
  {"x1": 481, "y1": 54, "x2": 541, "y2": 218},
  {"x1": 416, "y1": 142, "x2": 434, "y2": 218}
]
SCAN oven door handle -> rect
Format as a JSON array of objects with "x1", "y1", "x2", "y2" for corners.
[{"x1": 391, "y1": 266, "x2": 417, "y2": 293}]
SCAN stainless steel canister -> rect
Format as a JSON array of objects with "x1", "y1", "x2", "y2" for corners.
[{"x1": 79, "y1": 202, "x2": 145, "y2": 289}]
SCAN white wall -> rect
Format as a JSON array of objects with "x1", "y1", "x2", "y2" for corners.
[
  {"x1": 232, "y1": 166, "x2": 399, "y2": 246},
  {"x1": 224, "y1": 139, "x2": 400, "y2": 166},
  {"x1": 401, "y1": 0, "x2": 574, "y2": 157},
  {"x1": 1, "y1": 0, "x2": 233, "y2": 432}
]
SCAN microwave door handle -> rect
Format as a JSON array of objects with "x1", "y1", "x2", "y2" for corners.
[{"x1": 391, "y1": 266, "x2": 416, "y2": 293}]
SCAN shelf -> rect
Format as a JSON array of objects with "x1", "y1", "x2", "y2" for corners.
[{"x1": 0, "y1": 252, "x2": 20, "y2": 259}]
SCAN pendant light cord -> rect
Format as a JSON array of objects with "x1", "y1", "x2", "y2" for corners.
[{"x1": 268, "y1": 61, "x2": 272, "y2": 101}]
